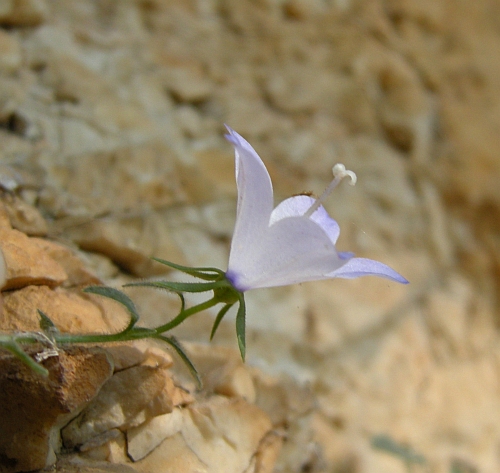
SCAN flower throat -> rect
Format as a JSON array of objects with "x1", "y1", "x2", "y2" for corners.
[{"x1": 304, "y1": 163, "x2": 357, "y2": 218}]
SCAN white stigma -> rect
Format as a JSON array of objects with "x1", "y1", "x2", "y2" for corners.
[{"x1": 304, "y1": 163, "x2": 357, "y2": 218}]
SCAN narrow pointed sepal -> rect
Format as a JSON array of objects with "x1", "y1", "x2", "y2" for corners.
[
  {"x1": 210, "y1": 303, "x2": 234, "y2": 340},
  {"x1": 84, "y1": 286, "x2": 141, "y2": 332},
  {"x1": 235, "y1": 294, "x2": 246, "y2": 360}
]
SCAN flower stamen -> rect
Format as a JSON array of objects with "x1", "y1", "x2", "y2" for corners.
[{"x1": 304, "y1": 163, "x2": 357, "y2": 217}]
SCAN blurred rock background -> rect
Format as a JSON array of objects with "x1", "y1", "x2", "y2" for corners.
[{"x1": 1, "y1": 0, "x2": 499, "y2": 472}]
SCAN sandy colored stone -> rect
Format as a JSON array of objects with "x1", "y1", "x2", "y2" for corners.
[
  {"x1": 252, "y1": 371, "x2": 315, "y2": 428},
  {"x1": 103, "y1": 341, "x2": 179, "y2": 375},
  {"x1": 1, "y1": 285, "x2": 126, "y2": 333},
  {"x1": 78, "y1": 430, "x2": 129, "y2": 465},
  {"x1": 127, "y1": 408, "x2": 184, "y2": 461},
  {"x1": 183, "y1": 344, "x2": 256, "y2": 403},
  {"x1": 133, "y1": 432, "x2": 207, "y2": 473},
  {"x1": 0, "y1": 0, "x2": 47, "y2": 27},
  {"x1": 62, "y1": 364, "x2": 172, "y2": 449},
  {"x1": 30, "y1": 237, "x2": 102, "y2": 287},
  {"x1": 0, "y1": 29, "x2": 21, "y2": 73},
  {"x1": 134, "y1": 396, "x2": 273, "y2": 473},
  {"x1": 0, "y1": 201, "x2": 12, "y2": 229},
  {"x1": 1, "y1": 194, "x2": 48, "y2": 236},
  {"x1": 63, "y1": 216, "x2": 186, "y2": 277},
  {"x1": 252, "y1": 430, "x2": 285, "y2": 473},
  {"x1": 163, "y1": 61, "x2": 214, "y2": 103},
  {"x1": 0, "y1": 346, "x2": 113, "y2": 472},
  {"x1": 1, "y1": 1, "x2": 500, "y2": 472},
  {"x1": 0, "y1": 227, "x2": 67, "y2": 290},
  {"x1": 56, "y1": 456, "x2": 139, "y2": 473},
  {"x1": 104, "y1": 343, "x2": 155, "y2": 373}
]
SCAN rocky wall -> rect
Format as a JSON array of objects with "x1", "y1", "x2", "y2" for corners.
[{"x1": 1, "y1": 0, "x2": 500, "y2": 472}]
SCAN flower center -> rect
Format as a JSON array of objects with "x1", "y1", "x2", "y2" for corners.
[{"x1": 304, "y1": 163, "x2": 357, "y2": 218}]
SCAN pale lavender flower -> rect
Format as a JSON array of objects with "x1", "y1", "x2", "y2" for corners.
[{"x1": 224, "y1": 125, "x2": 408, "y2": 292}]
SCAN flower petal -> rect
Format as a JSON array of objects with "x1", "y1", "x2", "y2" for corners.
[
  {"x1": 227, "y1": 215, "x2": 345, "y2": 291},
  {"x1": 225, "y1": 126, "x2": 275, "y2": 267},
  {"x1": 327, "y1": 257, "x2": 409, "y2": 284},
  {"x1": 270, "y1": 195, "x2": 341, "y2": 245}
]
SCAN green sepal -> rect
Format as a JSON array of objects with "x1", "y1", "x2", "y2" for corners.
[
  {"x1": 156, "y1": 334, "x2": 201, "y2": 389},
  {"x1": 152, "y1": 257, "x2": 224, "y2": 281},
  {"x1": 38, "y1": 309, "x2": 59, "y2": 335},
  {"x1": 125, "y1": 280, "x2": 224, "y2": 294},
  {"x1": 84, "y1": 286, "x2": 140, "y2": 333},
  {"x1": 213, "y1": 285, "x2": 239, "y2": 305},
  {"x1": 210, "y1": 303, "x2": 233, "y2": 340},
  {"x1": 235, "y1": 294, "x2": 246, "y2": 361},
  {"x1": 4, "y1": 340, "x2": 49, "y2": 377}
]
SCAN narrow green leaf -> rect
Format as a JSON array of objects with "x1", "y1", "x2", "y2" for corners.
[
  {"x1": 125, "y1": 280, "x2": 221, "y2": 293},
  {"x1": 177, "y1": 292, "x2": 186, "y2": 312},
  {"x1": 371, "y1": 435, "x2": 426, "y2": 465},
  {"x1": 235, "y1": 294, "x2": 246, "y2": 361},
  {"x1": 157, "y1": 335, "x2": 201, "y2": 388},
  {"x1": 152, "y1": 257, "x2": 224, "y2": 280},
  {"x1": 38, "y1": 309, "x2": 59, "y2": 335},
  {"x1": 84, "y1": 286, "x2": 140, "y2": 332},
  {"x1": 210, "y1": 303, "x2": 233, "y2": 340},
  {"x1": 3, "y1": 340, "x2": 49, "y2": 377}
]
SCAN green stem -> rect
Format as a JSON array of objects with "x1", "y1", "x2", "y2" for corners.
[
  {"x1": 155, "y1": 297, "x2": 220, "y2": 333},
  {"x1": 53, "y1": 328, "x2": 157, "y2": 344}
]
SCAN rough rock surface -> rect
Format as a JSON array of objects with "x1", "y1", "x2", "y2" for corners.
[
  {"x1": 0, "y1": 0, "x2": 499, "y2": 472},
  {"x1": 0, "y1": 346, "x2": 113, "y2": 472}
]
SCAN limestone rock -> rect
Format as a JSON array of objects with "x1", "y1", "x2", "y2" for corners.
[
  {"x1": 0, "y1": 346, "x2": 113, "y2": 472},
  {"x1": 30, "y1": 238, "x2": 101, "y2": 287},
  {"x1": 164, "y1": 62, "x2": 214, "y2": 103},
  {"x1": 127, "y1": 408, "x2": 184, "y2": 461},
  {"x1": 0, "y1": 227, "x2": 67, "y2": 290},
  {"x1": 1, "y1": 284, "x2": 127, "y2": 334},
  {"x1": 134, "y1": 396, "x2": 274, "y2": 473},
  {"x1": 0, "y1": 0, "x2": 498, "y2": 472},
  {"x1": 182, "y1": 344, "x2": 256, "y2": 403},
  {"x1": 1, "y1": 194, "x2": 48, "y2": 236},
  {"x1": 56, "y1": 456, "x2": 139, "y2": 473},
  {"x1": 62, "y1": 364, "x2": 174, "y2": 449},
  {"x1": 104, "y1": 342, "x2": 174, "y2": 373},
  {"x1": 0, "y1": 0, "x2": 48, "y2": 27},
  {"x1": 0, "y1": 30, "x2": 22, "y2": 73}
]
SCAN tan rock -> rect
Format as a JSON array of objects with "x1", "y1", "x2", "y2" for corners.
[
  {"x1": 0, "y1": 200, "x2": 12, "y2": 229},
  {"x1": 62, "y1": 364, "x2": 172, "y2": 449},
  {"x1": 134, "y1": 396, "x2": 273, "y2": 473},
  {"x1": 79, "y1": 429, "x2": 128, "y2": 464},
  {"x1": 0, "y1": 29, "x2": 21, "y2": 73},
  {"x1": 133, "y1": 432, "x2": 207, "y2": 473},
  {"x1": 0, "y1": 0, "x2": 48, "y2": 27},
  {"x1": 0, "y1": 227, "x2": 67, "y2": 290},
  {"x1": 61, "y1": 210, "x2": 189, "y2": 277},
  {"x1": 251, "y1": 430, "x2": 285, "y2": 473},
  {"x1": 0, "y1": 1, "x2": 499, "y2": 472},
  {"x1": 104, "y1": 343, "x2": 156, "y2": 373},
  {"x1": 0, "y1": 346, "x2": 113, "y2": 472},
  {"x1": 1, "y1": 284, "x2": 126, "y2": 333},
  {"x1": 163, "y1": 61, "x2": 213, "y2": 103},
  {"x1": 127, "y1": 408, "x2": 184, "y2": 461},
  {"x1": 56, "y1": 456, "x2": 139, "y2": 473},
  {"x1": 182, "y1": 344, "x2": 256, "y2": 403},
  {"x1": 252, "y1": 371, "x2": 315, "y2": 427},
  {"x1": 1, "y1": 194, "x2": 48, "y2": 236},
  {"x1": 30, "y1": 237, "x2": 101, "y2": 287}
]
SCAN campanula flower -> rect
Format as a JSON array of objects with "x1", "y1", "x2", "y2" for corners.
[
  {"x1": 122, "y1": 126, "x2": 409, "y2": 362},
  {"x1": 224, "y1": 125, "x2": 408, "y2": 292}
]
